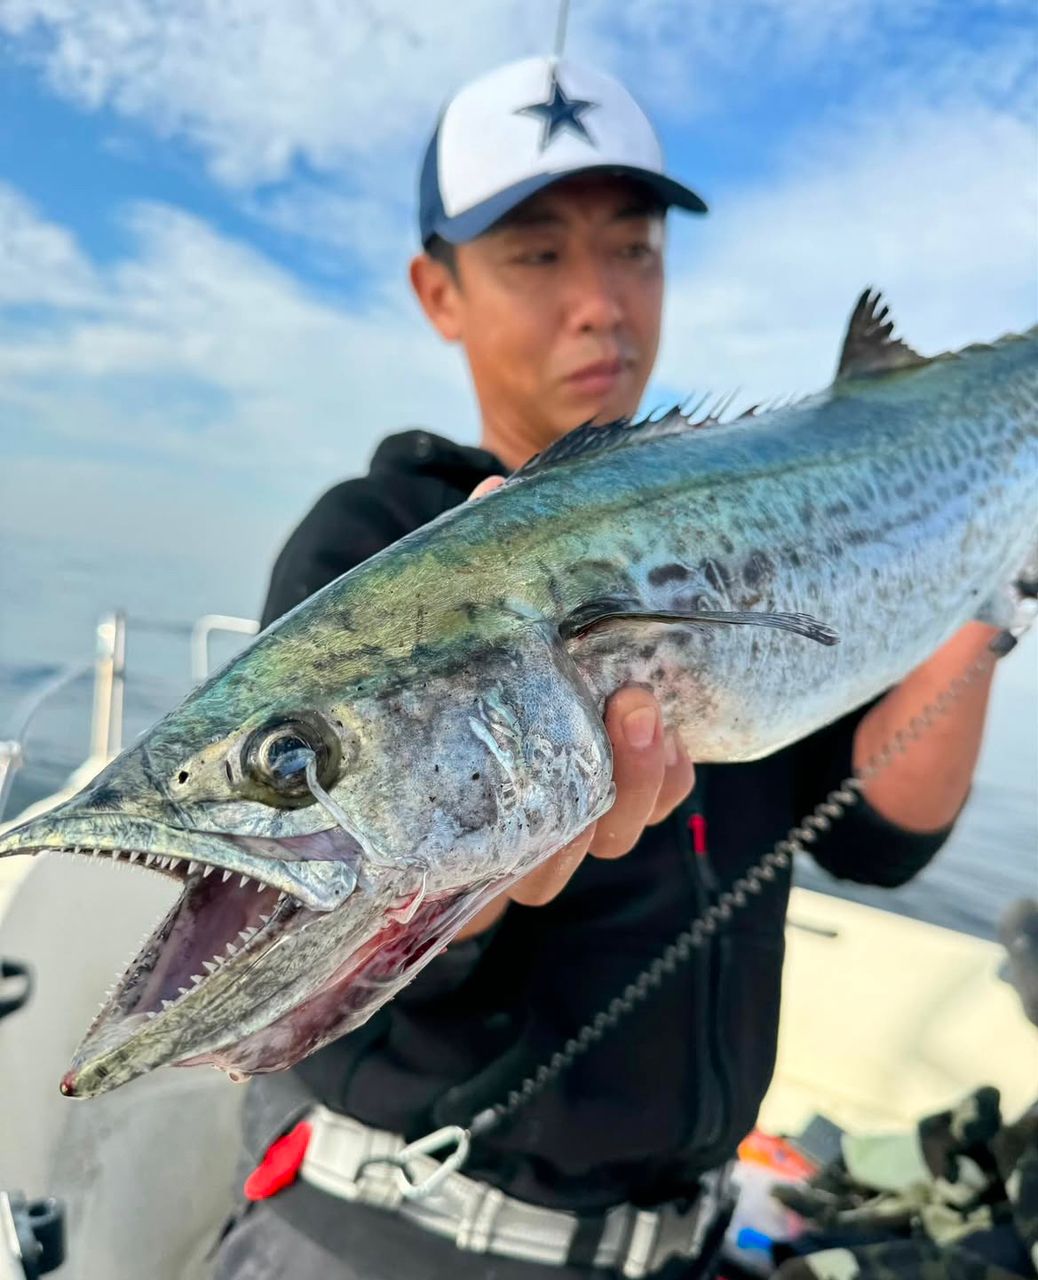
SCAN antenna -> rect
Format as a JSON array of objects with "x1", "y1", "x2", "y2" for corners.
[{"x1": 552, "y1": 0, "x2": 571, "y2": 63}]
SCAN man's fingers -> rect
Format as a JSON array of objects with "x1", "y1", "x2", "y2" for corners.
[
  {"x1": 591, "y1": 688, "x2": 666, "y2": 859},
  {"x1": 468, "y1": 475, "x2": 506, "y2": 500},
  {"x1": 648, "y1": 732, "x2": 696, "y2": 826},
  {"x1": 509, "y1": 825, "x2": 597, "y2": 907}
]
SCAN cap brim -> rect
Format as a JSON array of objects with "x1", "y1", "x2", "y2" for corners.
[{"x1": 429, "y1": 165, "x2": 707, "y2": 245}]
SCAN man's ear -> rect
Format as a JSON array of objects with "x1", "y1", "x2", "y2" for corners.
[{"x1": 410, "y1": 253, "x2": 463, "y2": 343}]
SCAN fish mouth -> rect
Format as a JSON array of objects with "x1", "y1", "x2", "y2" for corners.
[
  {"x1": 61, "y1": 856, "x2": 308, "y2": 1095},
  {"x1": 0, "y1": 810, "x2": 483, "y2": 1097}
]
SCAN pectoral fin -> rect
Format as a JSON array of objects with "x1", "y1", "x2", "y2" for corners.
[
  {"x1": 975, "y1": 546, "x2": 1038, "y2": 634},
  {"x1": 560, "y1": 600, "x2": 839, "y2": 646}
]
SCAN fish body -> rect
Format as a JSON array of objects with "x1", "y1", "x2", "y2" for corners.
[{"x1": 1, "y1": 292, "x2": 1035, "y2": 1097}]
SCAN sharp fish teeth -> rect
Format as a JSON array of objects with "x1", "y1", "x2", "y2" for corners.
[
  {"x1": 203, "y1": 865, "x2": 215, "y2": 878},
  {"x1": 177, "y1": 986, "x2": 188, "y2": 997},
  {"x1": 187, "y1": 861, "x2": 199, "y2": 876},
  {"x1": 202, "y1": 960, "x2": 219, "y2": 974},
  {"x1": 225, "y1": 941, "x2": 238, "y2": 956},
  {"x1": 144, "y1": 853, "x2": 156, "y2": 867},
  {"x1": 128, "y1": 850, "x2": 140, "y2": 864},
  {"x1": 222, "y1": 870, "x2": 232, "y2": 883},
  {"x1": 259, "y1": 913, "x2": 272, "y2": 925},
  {"x1": 190, "y1": 973, "x2": 204, "y2": 986},
  {"x1": 239, "y1": 874, "x2": 251, "y2": 888},
  {"x1": 161, "y1": 999, "x2": 174, "y2": 1010}
]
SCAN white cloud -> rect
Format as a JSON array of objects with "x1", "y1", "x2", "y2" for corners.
[
  {"x1": 0, "y1": 0, "x2": 549, "y2": 186},
  {"x1": 0, "y1": 4, "x2": 1034, "y2": 514},
  {"x1": 246, "y1": 185, "x2": 416, "y2": 282},
  {"x1": 654, "y1": 98, "x2": 1037, "y2": 405},
  {"x1": 0, "y1": 189, "x2": 477, "y2": 483},
  {"x1": 0, "y1": 186, "x2": 98, "y2": 307},
  {"x1": 3, "y1": 0, "x2": 1033, "y2": 192}
]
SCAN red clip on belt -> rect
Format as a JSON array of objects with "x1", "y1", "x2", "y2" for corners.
[
  {"x1": 244, "y1": 1120, "x2": 313, "y2": 1201},
  {"x1": 688, "y1": 811, "x2": 708, "y2": 857}
]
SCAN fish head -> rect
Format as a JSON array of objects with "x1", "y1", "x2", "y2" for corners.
[{"x1": 0, "y1": 603, "x2": 612, "y2": 1097}]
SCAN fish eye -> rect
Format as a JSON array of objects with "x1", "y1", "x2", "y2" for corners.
[{"x1": 242, "y1": 713, "x2": 341, "y2": 807}]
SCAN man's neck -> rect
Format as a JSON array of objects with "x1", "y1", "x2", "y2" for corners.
[{"x1": 479, "y1": 414, "x2": 546, "y2": 473}]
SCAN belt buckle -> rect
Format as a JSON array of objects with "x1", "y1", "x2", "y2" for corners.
[
  {"x1": 651, "y1": 1199, "x2": 705, "y2": 1273},
  {"x1": 621, "y1": 1198, "x2": 703, "y2": 1280},
  {"x1": 625, "y1": 1166, "x2": 737, "y2": 1279}
]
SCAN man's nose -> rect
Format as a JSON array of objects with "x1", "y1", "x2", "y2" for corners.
[{"x1": 566, "y1": 254, "x2": 624, "y2": 333}]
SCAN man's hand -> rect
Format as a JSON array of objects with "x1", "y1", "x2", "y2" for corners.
[{"x1": 455, "y1": 478, "x2": 696, "y2": 939}]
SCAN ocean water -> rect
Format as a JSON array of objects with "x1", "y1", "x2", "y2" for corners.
[{"x1": 0, "y1": 466, "x2": 1035, "y2": 943}]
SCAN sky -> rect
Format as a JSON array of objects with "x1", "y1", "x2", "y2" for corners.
[{"x1": 0, "y1": 1, "x2": 1035, "y2": 635}]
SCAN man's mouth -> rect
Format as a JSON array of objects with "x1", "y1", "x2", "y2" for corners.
[{"x1": 565, "y1": 356, "x2": 626, "y2": 397}]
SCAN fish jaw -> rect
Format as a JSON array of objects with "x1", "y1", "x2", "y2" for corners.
[
  {"x1": 0, "y1": 803, "x2": 470, "y2": 1097},
  {"x1": 0, "y1": 809, "x2": 359, "y2": 911}
]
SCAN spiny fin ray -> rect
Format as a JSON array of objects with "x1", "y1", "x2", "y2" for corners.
[
  {"x1": 836, "y1": 288, "x2": 928, "y2": 382},
  {"x1": 507, "y1": 403, "x2": 729, "y2": 482}
]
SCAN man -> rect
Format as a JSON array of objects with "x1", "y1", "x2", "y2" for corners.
[{"x1": 213, "y1": 55, "x2": 1000, "y2": 1280}]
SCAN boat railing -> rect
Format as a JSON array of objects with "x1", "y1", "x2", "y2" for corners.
[
  {"x1": 190, "y1": 615, "x2": 259, "y2": 685},
  {"x1": 0, "y1": 611, "x2": 123, "y2": 825},
  {"x1": 0, "y1": 612, "x2": 258, "y2": 826}
]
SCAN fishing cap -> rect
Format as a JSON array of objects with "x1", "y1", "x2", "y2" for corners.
[{"x1": 418, "y1": 55, "x2": 707, "y2": 246}]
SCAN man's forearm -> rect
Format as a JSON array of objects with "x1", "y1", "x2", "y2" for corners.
[{"x1": 852, "y1": 622, "x2": 999, "y2": 833}]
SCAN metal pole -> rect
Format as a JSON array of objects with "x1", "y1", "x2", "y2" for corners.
[
  {"x1": 88, "y1": 612, "x2": 125, "y2": 763},
  {"x1": 0, "y1": 744, "x2": 23, "y2": 828},
  {"x1": 108, "y1": 610, "x2": 126, "y2": 758},
  {"x1": 553, "y1": 0, "x2": 571, "y2": 61}
]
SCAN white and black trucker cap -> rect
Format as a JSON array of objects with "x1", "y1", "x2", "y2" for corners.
[{"x1": 419, "y1": 55, "x2": 707, "y2": 245}]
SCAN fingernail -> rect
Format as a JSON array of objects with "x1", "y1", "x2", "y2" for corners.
[
  {"x1": 622, "y1": 706, "x2": 658, "y2": 751},
  {"x1": 664, "y1": 731, "x2": 678, "y2": 768}
]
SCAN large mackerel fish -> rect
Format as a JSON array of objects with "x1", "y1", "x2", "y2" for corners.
[{"x1": 1, "y1": 292, "x2": 1035, "y2": 1098}]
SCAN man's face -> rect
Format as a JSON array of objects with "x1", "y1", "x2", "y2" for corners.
[{"x1": 416, "y1": 176, "x2": 665, "y2": 455}]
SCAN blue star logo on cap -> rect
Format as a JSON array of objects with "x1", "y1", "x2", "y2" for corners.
[{"x1": 516, "y1": 71, "x2": 597, "y2": 151}]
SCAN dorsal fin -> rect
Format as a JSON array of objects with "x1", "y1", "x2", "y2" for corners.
[
  {"x1": 508, "y1": 408, "x2": 687, "y2": 482},
  {"x1": 836, "y1": 289, "x2": 928, "y2": 382},
  {"x1": 508, "y1": 405, "x2": 720, "y2": 482}
]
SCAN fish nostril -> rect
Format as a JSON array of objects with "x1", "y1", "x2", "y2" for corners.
[{"x1": 82, "y1": 784, "x2": 121, "y2": 810}]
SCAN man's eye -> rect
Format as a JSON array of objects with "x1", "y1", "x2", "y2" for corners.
[
  {"x1": 619, "y1": 241, "x2": 654, "y2": 260},
  {"x1": 513, "y1": 248, "x2": 558, "y2": 266}
]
